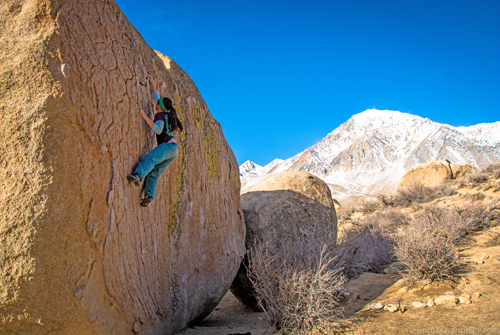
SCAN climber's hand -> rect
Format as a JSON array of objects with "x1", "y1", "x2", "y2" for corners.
[{"x1": 146, "y1": 75, "x2": 154, "y2": 84}]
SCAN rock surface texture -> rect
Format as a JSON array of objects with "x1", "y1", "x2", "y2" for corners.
[
  {"x1": 0, "y1": 1, "x2": 244, "y2": 334},
  {"x1": 231, "y1": 171, "x2": 337, "y2": 307}
]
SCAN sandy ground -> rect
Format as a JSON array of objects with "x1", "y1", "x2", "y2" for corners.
[{"x1": 176, "y1": 292, "x2": 276, "y2": 335}]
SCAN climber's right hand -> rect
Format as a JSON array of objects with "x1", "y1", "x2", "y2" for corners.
[{"x1": 146, "y1": 75, "x2": 153, "y2": 83}]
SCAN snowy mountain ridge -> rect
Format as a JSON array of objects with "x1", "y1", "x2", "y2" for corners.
[{"x1": 240, "y1": 109, "x2": 500, "y2": 201}]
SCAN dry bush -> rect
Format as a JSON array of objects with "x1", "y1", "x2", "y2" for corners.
[
  {"x1": 413, "y1": 202, "x2": 491, "y2": 244},
  {"x1": 362, "y1": 208, "x2": 411, "y2": 236},
  {"x1": 337, "y1": 205, "x2": 356, "y2": 223},
  {"x1": 394, "y1": 201, "x2": 493, "y2": 281},
  {"x1": 357, "y1": 199, "x2": 380, "y2": 214},
  {"x1": 247, "y1": 242, "x2": 345, "y2": 334},
  {"x1": 376, "y1": 193, "x2": 395, "y2": 208},
  {"x1": 392, "y1": 182, "x2": 434, "y2": 207},
  {"x1": 483, "y1": 162, "x2": 500, "y2": 179},
  {"x1": 393, "y1": 182, "x2": 456, "y2": 207},
  {"x1": 394, "y1": 223, "x2": 458, "y2": 282},
  {"x1": 334, "y1": 229, "x2": 393, "y2": 278},
  {"x1": 467, "y1": 170, "x2": 489, "y2": 185}
]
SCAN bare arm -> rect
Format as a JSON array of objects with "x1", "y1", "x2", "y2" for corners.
[
  {"x1": 146, "y1": 75, "x2": 157, "y2": 93},
  {"x1": 139, "y1": 109, "x2": 155, "y2": 129}
]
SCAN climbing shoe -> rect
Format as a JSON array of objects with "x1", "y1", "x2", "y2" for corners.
[
  {"x1": 127, "y1": 174, "x2": 140, "y2": 187},
  {"x1": 140, "y1": 195, "x2": 153, "y2": 207}
]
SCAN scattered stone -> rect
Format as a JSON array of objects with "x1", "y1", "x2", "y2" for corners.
[
  {"x1": 473, "y1": 292, "x2": 483, "y2": 298},
  {"x1": 383, "y1": 268, "x2": 390, "y2": 274},
  {"x1": 432, "y1": 282, "x2": 439, "y2": 286},
  {"x1": 477, "y1": 259, "x2": 485, "y2": 265},
  {"x1": 459, "y1": 294, "x2": 472, "y2": 304},
  {"x1": 397, "y1": 287, "x2": 409, "y2": 295},
  {"x1": 412, "y1": 301, "x2": 427, "y2": 309},
  {"x1": 420, "y1": 278, "x2": 432, "y2": 286},
  {"x1": 422, "y1": 285, "x2": 433, "y2": 291},
  {"x1": 461, "y1": 277, "x2": 470, "y2": 285},
  {"x1": 384, "y1": 304, "x2": 399, "y2": 313},
  {"x1": 481, "y1": 252, "x2": 490, "y2": 259},
  {"x1": 370, "y1": 302, "x2": 384, "y2": 310},
  {"x1": 435, "y1": 295, "x2": 458, "y2": 305},
  {"x1": 427, "y1": 299, "x2": 435, "y2": 307}
]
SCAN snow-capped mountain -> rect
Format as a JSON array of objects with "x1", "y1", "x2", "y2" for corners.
[{"x1": 240, "y1": 109, "x2": 500, "y2": 201}]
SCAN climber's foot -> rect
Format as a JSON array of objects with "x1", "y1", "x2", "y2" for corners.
[
  {"x1": 127, "y1": 174, "x2": 140, "y2": 186},
  {"x1": 140, "y1": 195, "x2": 153, "y2": 207}
]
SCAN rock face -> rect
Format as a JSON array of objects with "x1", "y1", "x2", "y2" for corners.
[
  {"x1": 231, "y1": 171, "x2": 337, "y2": 307},
  {"x1": 0, "y1": 1, "x2": 244, "y2": 334}
]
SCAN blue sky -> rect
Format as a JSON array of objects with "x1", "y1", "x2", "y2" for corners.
[{"x1": 115, "y1": 0, "x2": 500, "y2": 166}]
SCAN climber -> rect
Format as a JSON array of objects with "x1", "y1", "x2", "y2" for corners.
[{"x1": 127, "y1": 75, "x2": 184, "y2": 207}]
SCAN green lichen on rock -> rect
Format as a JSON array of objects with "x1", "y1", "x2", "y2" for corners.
[
  {"x1": 194, "y1": 106, "x2": 219, "y2": 185},
  {"x1": 231, "y1": 170, "x2": 238, "y2": 186}
]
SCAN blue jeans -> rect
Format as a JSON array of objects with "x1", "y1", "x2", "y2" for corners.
[{"x1": 134, "y1": 143, "x2": 178, "y2": 198}]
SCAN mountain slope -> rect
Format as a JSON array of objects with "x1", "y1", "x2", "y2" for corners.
[{"x1": 240, "y1": 110, "x2": 500, "y2": 200}]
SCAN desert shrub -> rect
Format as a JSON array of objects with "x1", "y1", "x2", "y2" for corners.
[
  {"x1": 413, "y1": 202, "x2": 491, "y2": 244},
  {"x1": 393, "y1": 182, "x2": 456, "y2": 207},
  {"x1": 363, "y1": 208, "x2": 411, "y2": 236},
  {"x1": 483, "y1": 162, "x2": 500, "y2": 179},
  {"x1": 394, "y1": 201, "x2": 493, "y2": 281},
  {"x1": 471, "y1": 192, "x2": 486, "y2": 202},
  {"x1": 467, "y1": 170, "x2": 489, "y2": 185},
  {"x1": 376, "y1": 193, "x2": 395, "y2": 208},
  {"x1": 394, "y1": 223, "x2": 458, "y2": 282},
  {"x1": 247, "y1": 242, "x2": 345, "y2": 334},
  {"x1": 433, "y1": 181, "x2": 457, "y2": 197},
  {"x1": 334, "y1": 229, "x2": 393, "y2": 278},
  {"x1": 392, "y1": 182, "x2": 434, "y2": 207},
  {"x1": 357, "y1": 199, "x2": 380, "y2": 214},
  {"x1": 337, "y1": 205, "x2": 356, "y2": 223}
]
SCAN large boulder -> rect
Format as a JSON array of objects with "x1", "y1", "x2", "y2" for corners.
[
  {"x1": 231, "y1": 171, "x2": 337, "y2": 307},
  {"x1": 397, "y1": 160, "x2": 453, "y2": 189},
  {"x1": 397, "y1": 161, "x2": 478, "y2": 190},
  {"x1": 0, "y1": 1, "x2": 245, "y2": 334},
  {"x1": 450, "y1": 163, "x2": 477, "y2": 180}
]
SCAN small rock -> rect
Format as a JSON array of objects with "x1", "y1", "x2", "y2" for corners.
[
  {"x1": 370, "y1": 302, "x2": 384, "y2": 310},
  {"x1": 412, "y1": 301, "x2": 427, "y2": 309},
  {"x1": 422, "y1": 285, "x2": 432, "y2": 291},
  {"x1": 420, "y1": 278, "x2": 432, "y2": 286},
  {"x1": 397, "y1": 287, "x2": 409, "y2": 295},
  {"x1": 435, "y1": 295, "x2": 458, "y2": 305},
  {"x1": 473, "y1": 292, "x2": 482, "y2": 298},
  {"x1": 432, "y1": 282, "x2": 439, "y2": 286},
  {"x1": 477, "y1": 259, "x2": 485, "y2": 265},
  {"x1": 383, "y1": 268, "x2": 390, "y2": 274},
  {"x1": 459, "y1": 294, "x2": 472, "y2": 304},
  {"x1": 461, "y1": 277, "x2": 470, "y2": 285},
  {"x1": 481, "y1": 252, "x2": 490, "y2": 259},
  {"x1": 384, "y1": 304, "x2": 399, "y2": 313},
  {"x1": 427, "y1": 299, "x2": 435, "y2": 307}
]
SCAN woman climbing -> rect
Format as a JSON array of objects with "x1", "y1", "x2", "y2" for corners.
[{"x1": 127, "y1": 75, "x2": 184, "y2": 207}]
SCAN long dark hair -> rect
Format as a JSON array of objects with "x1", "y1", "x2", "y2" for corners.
[{"x1": 159, "y1": 97, "x2": 184, "y2": 133}]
